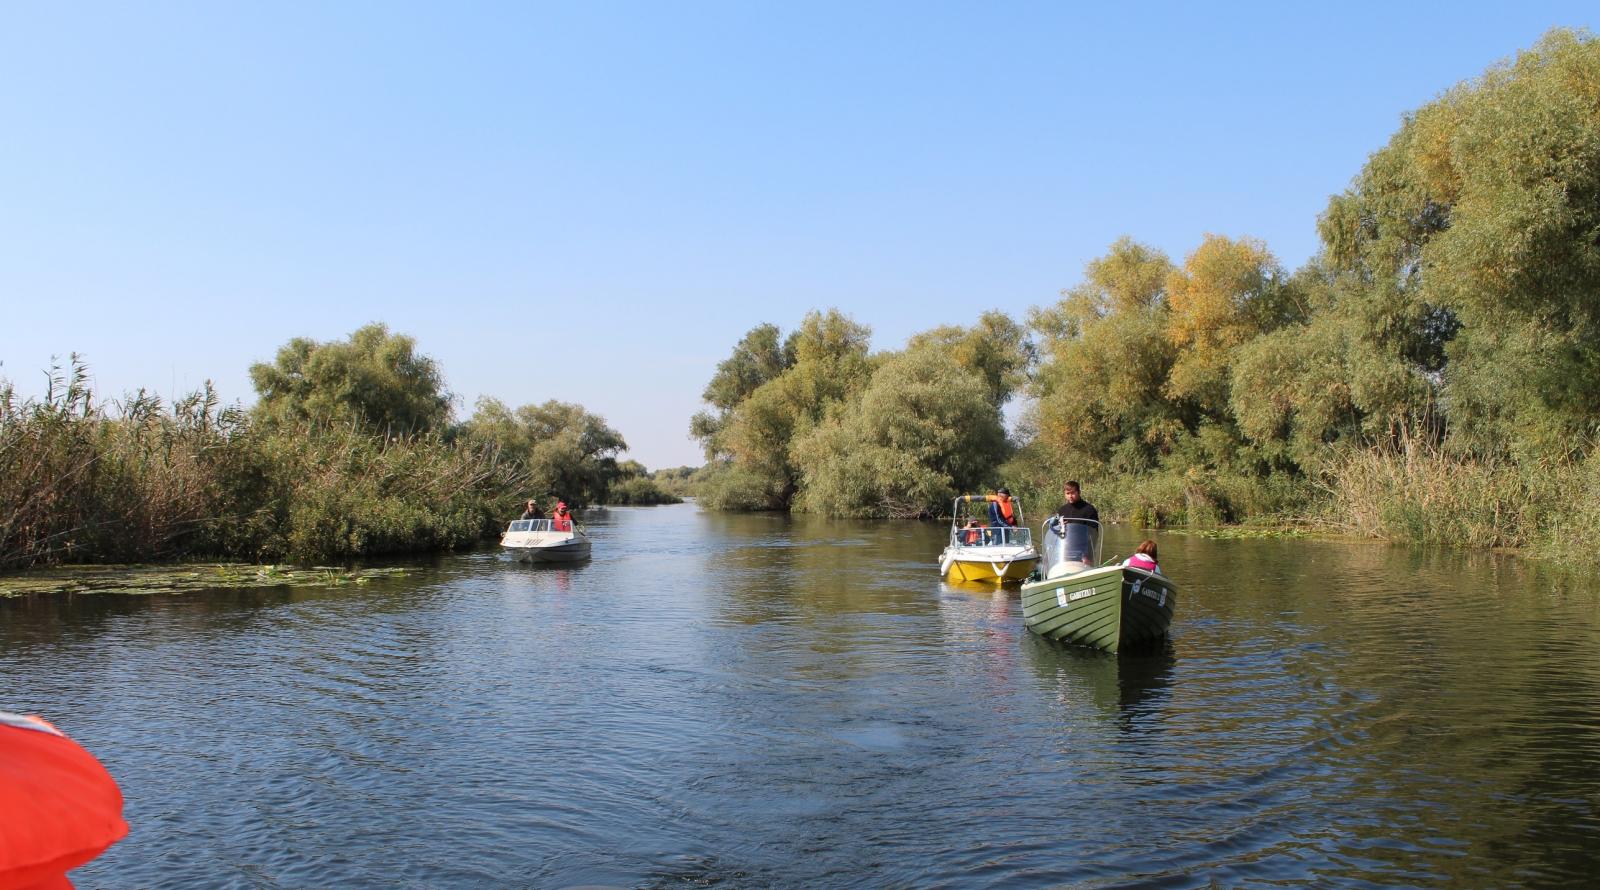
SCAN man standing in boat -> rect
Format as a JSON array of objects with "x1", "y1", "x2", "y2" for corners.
[
  {"x1": 1054, "y1": 481, "x2": 1098, "y2": 524},
  {"x1": 984, "y1": 488, "x2": 1019, "y2": 529},
  {"x1": 1053, "y1": 481, "x2": 1100, "y2": 564},
  {"x1": 520, "y1": 499, "x2": 544, "y2": 521}
]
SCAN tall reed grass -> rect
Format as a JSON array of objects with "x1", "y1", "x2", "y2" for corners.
[
  {"x1": 0, "y1": 359, "x2": 523, "y2": 569},
  {"x1": 1321, "y1": 433, "x2": 1600, "y2": 558}
]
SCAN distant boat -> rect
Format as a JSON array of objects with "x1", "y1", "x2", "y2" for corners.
[
  {"x1": 938, "y1": 496, "x2": 1039, "y2": 583},
  {"x1": 500, "y1": 518, "x2": 592, "y2": 563},
  {"x1": 1020, "y1": 518, "x2": 1176, "y2": 653}
]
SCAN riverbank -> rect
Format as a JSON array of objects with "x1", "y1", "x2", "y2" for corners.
[{"x1": 1, "y1": 357, "x2": 679, "y2": 571}]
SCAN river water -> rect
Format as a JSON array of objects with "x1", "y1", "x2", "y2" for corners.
[{"x1": 4, "y1": 501, "x2": 1600, "y2": 888}]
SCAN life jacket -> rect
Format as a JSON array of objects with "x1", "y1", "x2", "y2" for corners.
[
  {"x1": 553, "y1": 506, "x2": 572, "y2": 532},
  {"x1": 0, "y1": 713, "x2": 127, "y2": 890},
  {"x1": 994, "y1": 495, "x2": 1016, "y2": 525},
  {"x1": 962, "y1": 526, "x2": 982, "y2": 545},
  {"x1": 1127, "y1": 553, "x2": 1158, "y2": 572}
]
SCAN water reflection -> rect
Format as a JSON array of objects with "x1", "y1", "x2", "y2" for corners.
[{"x1": 1019, "y1": 633, "x2": 1175, "y2": 726}]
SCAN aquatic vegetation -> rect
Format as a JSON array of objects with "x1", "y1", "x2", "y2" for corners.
[{"x1": 0, "y1": 564, "x2": 409, "y2": 597}]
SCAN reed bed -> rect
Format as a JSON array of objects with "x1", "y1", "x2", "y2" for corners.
[{"x1": 0, "y1": 360, "x2": 521, "y2": 570}]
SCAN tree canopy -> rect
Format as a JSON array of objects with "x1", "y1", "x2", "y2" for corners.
[
  {"x1": 249, "y1": 323, "x2": 451, "y2": 436},
  {"x1": 459, "y1": 397, "x2": 628, "y2": 506}
]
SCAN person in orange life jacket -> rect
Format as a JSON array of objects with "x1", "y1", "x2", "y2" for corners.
[
  {"x1": 961, "y1": 519, "x2": 984, "y2": 545},
  {"x1": 1123, "y1": 539, "x2": 1162, "y2": 575},
  {"x1": 552, "y1": 500, "x2": 574, "y2": 532},
  {"x1": 984, "y1": 488, "x2": 1018, "y2": 528}
]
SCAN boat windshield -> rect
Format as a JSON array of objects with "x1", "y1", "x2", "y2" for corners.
[
  {"x1": 507, "y1": 519, "x2": 552, "y2": 533},
  {"x1": 947, "y1": 495, "x2": 1028, "y2": 546},
  {"x1": 949, "y1": 525, "x2": 1033, "y2": 548},
  {"x1": 1039, "y1": 517, "x2": 1102, "y2": 577}
]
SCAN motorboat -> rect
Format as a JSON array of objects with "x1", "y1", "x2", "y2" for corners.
[
  {"x1": 1019, "y1": 518, "x2": 1177, "y2": 653},
  {"x1": 938, "y1": 495, "x2": 1039, "y2": 583},
  {"x1": 500, "y1": 518, "x2": 592, "y2": 563}
]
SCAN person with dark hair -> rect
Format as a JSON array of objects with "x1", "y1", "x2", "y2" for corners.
[
  {"x1": 1051, "y1": 481, "x2": 1100, "y2": 567},
  {"x1": 1054, "y1": 481, "x2": 1098, "y2": 524},
  {"x1": 1123, "y1": 539, "x2": 1162, "y2": 574},
  {"x1": 984, "y1": 487, "x2": 1018, "y2": 528}
]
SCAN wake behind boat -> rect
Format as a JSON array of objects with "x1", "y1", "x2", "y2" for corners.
[
  {"x1": 938, "y1": 494, "x2": 1039, "y2": 583},
  {"x1": 500, "y1": 518, "x2": 592, "y2": 563},
  {"x1": 1020, "y1": 518, "x2": 1177, "y2": 653}
]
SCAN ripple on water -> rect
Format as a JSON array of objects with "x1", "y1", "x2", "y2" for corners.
[{"x1": 4, "y1": 506, "x2": 1600, "y2": 887}]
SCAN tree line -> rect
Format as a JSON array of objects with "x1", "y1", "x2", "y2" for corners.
[
  {"x1": 690, "y1": 29, "x2": 1600, "y2": 559},
  {"x1": 0, "y1": 325, "x2": 677, "y2": 570}
]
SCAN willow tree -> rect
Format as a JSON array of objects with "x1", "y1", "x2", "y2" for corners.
[
  {"x1": 1021, "y1": 238, "x2": 1179, "y2": 482},
  {"x1": 1307, "y1": 29, "x2": 1600, "y2": 459},
  {"x1": 1164, "y1": 235, "x2": 1300, "y2": 418},
  {"x1": 459, "y1": 397, "x2": 627, "y2": 506},
  {"x1": 792, "y1": 346, "x2": 1008, "y2": 518},
  {"x1": 905, "y1": 310, "x2": 1035, "y2": 408},
  {"x1": 689, "y1": 323, "x2": 794, "y2": 460},
  {"x1": 692, "y1": 309, "x2": 873, "y2": 510},
  {"x1": 249, "y1": 323, "x2": 451, "y2": 436}
]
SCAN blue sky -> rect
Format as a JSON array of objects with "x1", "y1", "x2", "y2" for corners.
[{"x1": 1, "y1": 3, "x2": 1592, "y2": 468}]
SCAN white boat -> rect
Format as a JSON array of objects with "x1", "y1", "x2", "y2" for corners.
[
  {"x1": 937, "y1": 495, "x2": 1039, "y2": 583},
  {"x1": 500, "y1": 518, "x2": 592, "y2": 563}
]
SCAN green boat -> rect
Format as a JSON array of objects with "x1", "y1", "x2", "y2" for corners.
[{"x1": 1020, "y1": 518, "x2": 1178, "y2": 653}]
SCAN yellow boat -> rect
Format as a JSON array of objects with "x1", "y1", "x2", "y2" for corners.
[{"x1": 938, "y1": 494, "x2": 1039, "y2": 583}]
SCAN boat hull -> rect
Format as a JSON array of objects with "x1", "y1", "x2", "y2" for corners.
[
  {"x1": 1020, "y1": 566, "x2": 1176, "y2": 653},
  {"x1": 940, "y1": 547, "x2": 1038, "y2": 583},
  {"x1": 500, "y1": 529, "x2": 592, "y2": 563}
]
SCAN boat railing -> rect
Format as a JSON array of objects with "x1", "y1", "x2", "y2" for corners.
[{"x1": 950, "y1": 525, "x2": 1033, "y2": 548}]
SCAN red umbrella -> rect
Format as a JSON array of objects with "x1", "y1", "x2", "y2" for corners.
[{"x1": 0, "y1": 713, "x2": 128, "y2": 890}]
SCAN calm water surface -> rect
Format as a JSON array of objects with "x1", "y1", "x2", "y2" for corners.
[{"x1": 4, "y1": 502, "x2": 1600, "y2": 888}]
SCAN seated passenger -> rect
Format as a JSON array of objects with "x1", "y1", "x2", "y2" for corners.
[
  {"x1": 552, "y1": 500, "x2": 574, "y2": 532},
  {"x1": 1123, "y1": 539, "x2": 1162, "y2": 574},
  {"x1": 961, "y1": 519, "x2": 983, "y2": 545}
]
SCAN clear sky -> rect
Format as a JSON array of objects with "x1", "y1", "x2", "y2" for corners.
[{"x1": 1, "y1": 3, "x2": 1592, "y2": 468}]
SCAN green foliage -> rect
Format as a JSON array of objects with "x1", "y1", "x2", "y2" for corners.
[
  {"x1": 695, "y1": 461, "x2": 783, "y2": 511},
  {"x1": 602, "y1": 460, "x2": 684, "y2": 505},
  {"x1": 249, "y1": 323, "x2": 451, "y2": 436},
  {"x1": 651, "y1": 465, "x2": 706, "y2": 499},
  {"x1": 458, "y1": 397, "x2": 627, "y2": 506},
  {"x1": 1164, "y1": 234, "x2": 1301, "y2": 416},
  {"x1": 1317, "y1": 29, "x2": 1600, "y2": 456},
  {"x1": 904, "y1": 310, "x2": 1035, "y2": 407},
  {"x1": 793, "y1": 347, "x2": 1009, "y2": 518},
  {"x1": 0, "y1": 357, "x2": 514, "y2": 569},
  {"x1": 1024, "y1": 237, "x2": 1180, "y2": 479},
  {"x1": 692, "y1": 309, "x2": 873, "y2": 510}
]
